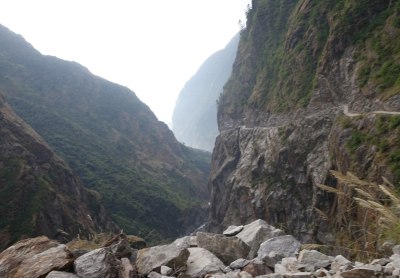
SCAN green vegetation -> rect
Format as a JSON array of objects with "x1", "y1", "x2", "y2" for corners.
[
  {"x1": 219, "y1": 0, "x2": 400, "y2": 116},
  {"x1": 344, "y1": 115, "x2": 400, "y2": 185},
  {"x1": 0, "y1": 25, "x2": 211, "y2": 244},
  {"x1": 0, "y1": 157, "x2": 51, "y2": 242},
  {"x1": 355, "y1": 1, "x2": 400, "y2": 99}
]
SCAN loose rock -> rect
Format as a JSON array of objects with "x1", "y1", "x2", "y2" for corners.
[
  {"x1": 136, "y1": 242, "x2": 189, "y2": 275},
  {"x1": 46, "y1": 271, "x2": 79, "y2": 278},
  {"x1": 236, "y1": 220, "x2": 283, "y2": 259},
  {"x1": 0, "y1": 236, "x2": 73, "y2": 278},
  {"x1": 223, "y1": 225, "x2": 244, "y2": 236},
  {"x1": 185, "y1": 247, "x2": 226, "y2": 278},
  {"x1": 74, "y1": 248, "x2": 121, "y2": 278},
  {"x1": 197, "y1": 232, "x2": 250, "y2": 265}
]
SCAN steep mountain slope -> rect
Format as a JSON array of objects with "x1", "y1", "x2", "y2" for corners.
[
  {"x1": 172, "y1": 34, "x2": 239, "y2": 151},
  {"x1": 0, "y1": 25, "x2": 210, "y2": 243},
  {"x1": 209, "y1": 0, "x2": 400, "y2": 247},
  {"x1": 0, "y1": 94, "x2": 115, "y2": 250}
]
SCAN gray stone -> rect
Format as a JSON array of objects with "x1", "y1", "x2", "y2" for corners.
[
  {"x1": 224, "y1": 225, "x2": 244, "y2": 236},
  {"x1": 284, "y1": 273, "x2": 313, "y2": 278},
  {"x1": 197, "y1": 232, "x2": 250, "y2": 265},
  {"x1": 297, "y1": 250, "x2": 331, "y2": 271},
  {"x1": 280, "y1": 257, "x2": 301, "y2": 273},
  {"x1": 261, "y1": 251, "x2": 285, "y2": 268},
  {"x1": 273, "y1": 263, "x2": 286, "y2": 274},
  {"x1": 174, "y1": 236, "x2": 192, "y2": 249},
  {"x1": 242, "y1": 259, "x2": 273, "y2": 276},
  {"x1": 230, "y1": 258, "x2": 251, "y2": 270},
  {"x1": 370, "y1": 258, "x2": 390, "y2": 266},
  {"x1": 255, "y1": 275, "x2": 283, "y2": 278},
  {"x1": 148, "y1": 271, "x2": 162, "y2": 278},
  {"x1": 74, "y1": 248, "x2": 121, "y2": 278},
  {"x1": 334, "y1": 255, "x2": 352, "y2": 265},
  {"x1": 225, "y1": 270, "x2": 241, "y2": 278},
  {"x1": 390, "y1": 254, "x2": 400, "y2": 268},
  {"x1": 121, "y1": 258, "x2": 134, "y2": 278},
  {"x1": 185, "y1": 247, "x2": 226, "y2": 278},
  {"x1": 239, "y1": 271, "x2": 252, "y2": 278},
  {"x1": 46, "y1": 271, "x2": 79, "y2": 278},
  {"x1": 236, "y1": 220, "x2": 284, "y2": 259},
  {"x1": 136, "y1": 243, "x2": 189, "y2": 275},
  {"x1": 393, "y1": 244, "x2": 400, "y2": 255},
  {"x1": 161, "y1": 265, "x2": 173, "y2": 276},
  {"x1": 0, "y1": 237, "x2": 74, "y2": 278},
  {"x1": 257, "y1": 236, "x2": 300, "y2": 266}
]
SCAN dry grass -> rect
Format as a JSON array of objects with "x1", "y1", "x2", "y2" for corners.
[
  {"x1": 314, "y1": 171, "x2": 400, "y2": 261},
  {"x1": 66, "y1": 233, "x2": 115, "y2": 251}
]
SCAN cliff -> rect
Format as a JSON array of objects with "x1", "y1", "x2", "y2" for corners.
[
  {"x1": 0, "y1": 95, "x2": 116, "y2": 250},
  {"x1": 172, "y1": 34, "x2": 239, "y2": 151},
  {"x1": 209, "y1": 0, "x2": 400, "y2": 247},
  {"x1": 0, "y1": 24, "x2": 210, "y2": 243}
]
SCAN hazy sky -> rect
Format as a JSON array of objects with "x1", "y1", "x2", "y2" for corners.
[{"x1": 0, "y1": 0, "x2": 250, "y2": 124}]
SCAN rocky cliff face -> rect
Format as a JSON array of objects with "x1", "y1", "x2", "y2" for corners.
[
  {"x1": 172, "y1": 34, "x2": 239, "y2": 152},
  {"x1": 0, "y1": 95, "x2": 116, "y2": 250},
  {"x1": 0, "y1": 24, "x2": 210, "y2": 243},
  {"x1": 209, "y1": 0, "x2": 400, "y2": 246}
]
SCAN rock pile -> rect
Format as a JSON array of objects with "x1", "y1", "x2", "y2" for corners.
[{"x1": 1, "y1": 219, "x2": 400, "y2": 278}]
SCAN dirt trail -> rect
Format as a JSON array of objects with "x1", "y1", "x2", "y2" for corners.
[{"x1": 343, "y1": 105, "x2": 400, "y2": 117}]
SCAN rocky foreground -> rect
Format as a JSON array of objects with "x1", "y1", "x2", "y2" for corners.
[{"x1": 1, "y1": 219, "x2": 400, "y2": 278}]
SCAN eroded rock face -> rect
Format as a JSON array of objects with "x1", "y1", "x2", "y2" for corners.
[
  {"x1": 197, "y1": 232, "x2": 250, "y2": 265},
  {"x1": 0, "y1": 236, "x2": 73, "y2": 278},
  {"x1": 207, "y1": 0, "x2": 400, "y2": 247},
  {"x1": 135, "y1": 243, "x2": 190, "y2": 275}
]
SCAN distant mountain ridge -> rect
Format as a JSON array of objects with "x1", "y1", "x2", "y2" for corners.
[
  {"x1": 0, "y1": 94, "x2": 116, "y2": 250},
  {"x1": 0, "y1": 24, "x2": 210, "y2": 243},
  {"x1": 172, "y1": 34, "x2": 239, "y2": 151}
]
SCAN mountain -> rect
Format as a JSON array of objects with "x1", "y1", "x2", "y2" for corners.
[
  {"x1": 208, "y1": 0, "x2": 400, "y2": 249},
  {"x1": 0, "y1": 94, "x2": 116, "y2": 250},
  {"x1": 172, "y1": 34, "x2": 239, "y2": 152},
  {"x1": 0, "y1": 25, "x2": 210, "y2": 243}
]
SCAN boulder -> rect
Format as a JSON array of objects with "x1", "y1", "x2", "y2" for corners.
[
  {"x1": 46, "y1": 271, "x2": 79, "y2": 278},
  {"x1": 197, "y1": 232, "x2": 250, "y2": 265},
  {"x1": 174, "y1": 236, "x2": 196, "y2": 249},
  {"x1": 161, "y1": 265, "x2": 173, "y2": 276},
  {"x1": 242, "y1": 259, "x2": 273, "y2": 276},
  {"x1": 256, "y1": 235, "x2": 301, "y2": 265},
  {"x1": 223, "y1": 225, "x2": 244, "y2": 236},
  {"x1": 236, "y1": 220, "x2": 283, "y2": 259},
  {"x1": 121, "y1": 258, "x2": 134, "y2": 278},
  {"x1": 74, "y1": 248, "x2": 121, "y2": 278},
  {"x1": 230, "y1": 258, "x2": 250, "y2": 270},
  {"x1": 185, "y1": 247, "x2": 226, "y2": 277},
  {"x1": 297, "y1": 250, "x2": 331, "y2": 271},
  {"x1": 255, "y1": 275, "x2": 284, "y2": 278},
  {"x1": 283, "y1": 273, "x2": 312, "y2": 278},
  {"x1": 136, "y1": 243, "x2": 189, "y2": 275},
  {"x1": 0, "y1": 236, "x2": 73, "y2": 278},
  {"x1": 225, "y1": 269, "x2": 241, "y2": 278},
  {"x1": 280, "y1": 257, "x2": 302, "y2": 273},
  {"x1": 238, "y1": 271, "x2": 252, "y2": 278}
]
